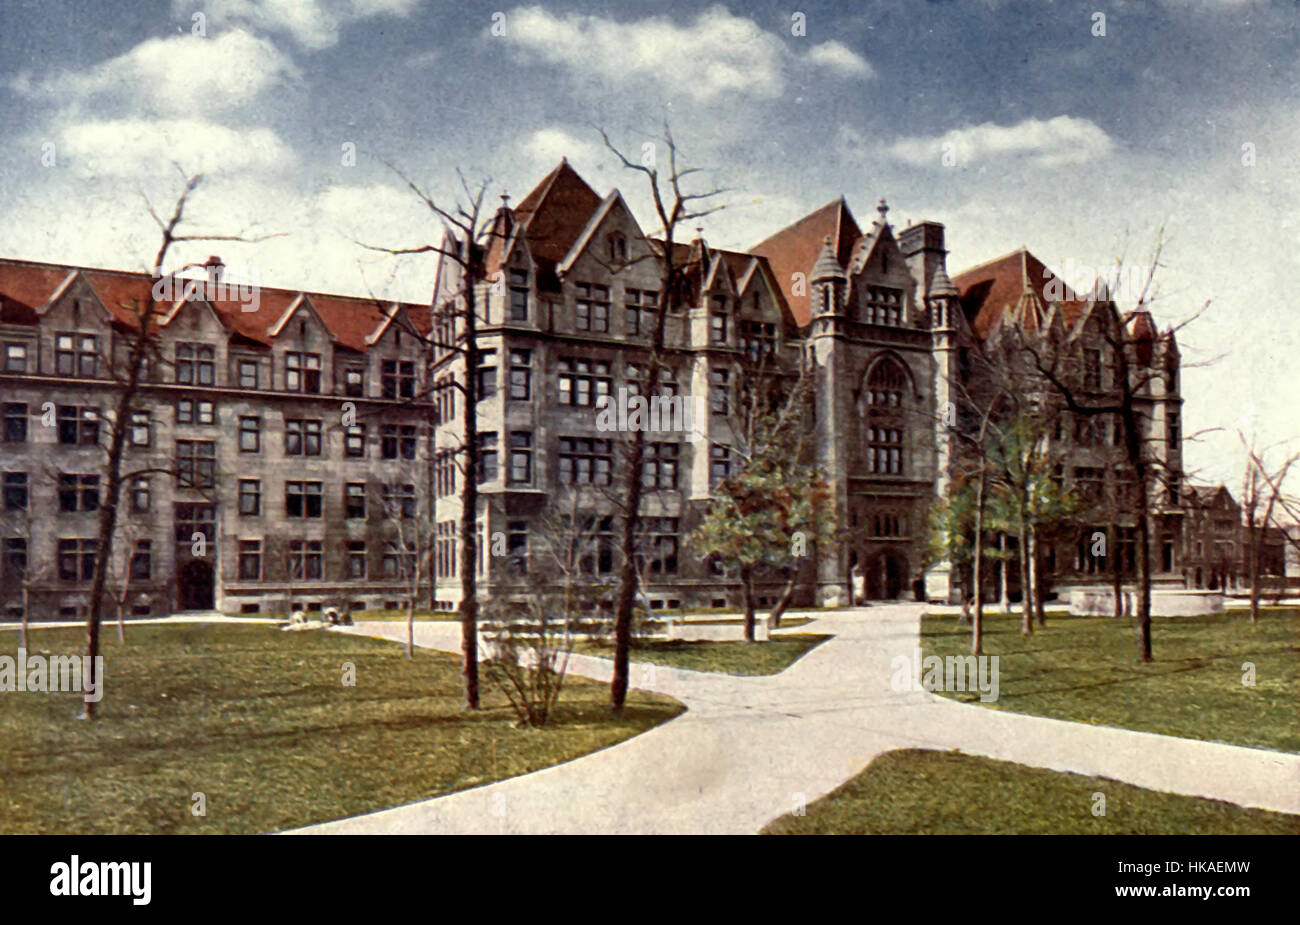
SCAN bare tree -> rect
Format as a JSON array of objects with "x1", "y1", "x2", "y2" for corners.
[
  {"x1": 83, "y1": 172, "x2": 272, "y2": 719},
  {"x1": 1240, "y1": 434, "x2": 1299, "y2": 623},
  {"x1": 361, "y1": 165, "x2": 501, "y2": 710},
  {"x1": 597, "y1": 123, "x2": 725, "y2": 712}
]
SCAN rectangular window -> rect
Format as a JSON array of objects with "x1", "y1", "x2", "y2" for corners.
[
  {"x1": 509, "y1": 431, "x2": 532, "y2": 484},
  {"x1": 176, "y1": 343, "x2": 215, "y2": 385},
  {"x1": 129, "y1": 411, "x2": 151, "y2": 447},
  {"x1": 288, "y1": 540, "x2": 323, "y2": 580},
  {"x1": 239, "y1": 416, "x2": 261, "y2": 453},
  {"x1": 1084, "y1": 348, "x2": 1102, "y2": 390},
  {"x1": 575, "y1": 283, "x2": 610, "y2": 332},
  {"x1": 57, "y1": 538, "x2": 97, "y2": 581},
  {"x1": 640, "y1": 517, "x2": 679, "y2": 575},
  {"x1": 4, "y1": 342, "x2": 28, "y2": 373},
  {"x1": 176, "y1": 400, "x2": 215, "y2": 425},
  {"x1": 476, "y1": 350, "x2": 497, "y2": 400},
  {"x1": 239, "y1": 479, "x2": 261, "y2": 516},
  {"x1": 129, "y1": 540, "x2": 152, "y2": 581},
  {"x1": 509, "y1": 349, "x2": 531, "y2": 400},
  {"x1": 557, "y1": 358, "x2": 611, "y2": 406},
  {"x1": 3, "y1": 403, "x2": 27, "y2": 442},
  {"x1": 382, "y1": 483, "x2": 417, "y2": 519},
  {"x1": 643, "y1": 442, "x2": 680, "y2": 489},
  {"x1": 740, "y1": 321, "x2": 777, "y2": 360},
  {"x1": 285, "y1": 419, "x2": 323, "y2": 456},
  {"x1": 507, "y1": 521, "x2": 527, "y2": 576},
  {"x1": 176, "y1": 440, "x2": 216, "y2": 489},
  {"x1": 381, "y1": 360, "x2": 416, "y2": 399},
  {"x1": 381, "y1": 424, "x2": 417, "y2": 460},
  {"x1": 3, "y1": 472, "x2": 28, "y2": 511},
  {"x1": 345, "y1": 424, "x2": 366, "y2": 458},
  {"x1": 238, "y1": 540, "x2": 262, "y2": 580},
  {"x1": 865, "y1": 426, "x2": 904, "y2": 475},
  {"x1": 383, "y1": 542, "x2": 415, "y2": 579},
  {"x1": 56, "y1": 333, "x2": 99, "y2": 378},
  {"x1": 58, "y1": 474, "x2": 100, "y2": 513},
  {"x1": 130, "y1": 476, "x2": 152, "y2": 513},
  {"x1": 174, "y1": 504, "x2": 216, "y2": 548},
  {"x1": 435, "y1": 451, "x2": 457, "y2": 498},
  {"x1": 4, "y1": 538, "x2": 27, "y2": 580},
  {"x1": 347, "y1": 541, "x2": 367, "y2": 579},
  {"x1": 625, "y1": 289, "x2": 657, "y2": 336},
  {"x1": 711, "y1": 311, "x2": 728, "y2": 344},
  {"x1": 477, "y1": 432, "x2": 498, "y2": 483},
  {"x1": 285, "y1": 352, "x2": 321, "y2": 393},
  {"x1": 710, "y1": 445, "x2": 731, "y2": 488},
  {"x1": 344, "y1": 367, "x2": 365, "y2": 397},
  {"x1": 285, "y1": 481, "x2": 324, "y2": 518},
  {"x1": 345, "y1": 482, "x2": 367, "y2": 520},
  {"x1": 509, "y1": 269, "x2": 530, "y2": 322},
  {"x1": 710, "y1": 369, "x2": 730, "y2": 415},
  {"x1": 558, "y1": 437, "x2": 613, "y2": 486},
  {"x1": 237, "y1": 359, "x2": 259, "y2": 390},
  {"x1": 57, "y1": 405, "x2": 98, "y2": 445}
]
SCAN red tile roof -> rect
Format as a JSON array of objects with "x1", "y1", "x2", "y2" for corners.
[
  {"x1": 750, "y1": 198, "x2": 862, "y2": 326},
  {"x1": 0, "y1": 257, "x2": 427, "y2": 351},
  {"x1": 488, "y1": 159, "x2": 603, "y2": 289},
  {"x1": 951, "y1": 248, "x2": 1086, "y2": 339}
]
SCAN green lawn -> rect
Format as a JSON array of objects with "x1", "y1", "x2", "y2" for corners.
[
  {"x1": 223, "y1": 609, "x2": 460, "y2": 621},
  {"x1": 922, "y1": 609, "x2": 1299, "y2": 752},
  {"x1": 764, "y1": 749, "x2": 1300, "y2": 834},
  {"x1": 0, "y1": 624, "x2": 682, "y2": 834},
  {"x1": 576, "y1": 633, "x2": 829, "y2": 675}
]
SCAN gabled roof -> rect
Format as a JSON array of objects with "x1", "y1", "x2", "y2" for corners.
[
  {"x1": 952, "y1": 248, "x2": 1086, "y2": 340},
  {"x1": 488, "y1": 159, "x2": 604, "y2": 290},
  {"x1": 0, "y1": 257, "x2": 428, "y2": 351},
  {"x1": 750, "y1": 197, "x2": 862, "y2": 325}
]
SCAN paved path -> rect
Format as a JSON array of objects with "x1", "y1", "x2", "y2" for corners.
[{"x1": 288, "y1": 604, "x2": 1299, "y2": 834}]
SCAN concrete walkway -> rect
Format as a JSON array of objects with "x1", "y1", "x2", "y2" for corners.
[{"x1": 286, "y1": 604, "x2": 1300, "y2": 834}]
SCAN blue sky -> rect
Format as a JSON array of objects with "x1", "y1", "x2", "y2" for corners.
[{"x1": 0, "y1": 0, "x2": 1297, "y2": 487}]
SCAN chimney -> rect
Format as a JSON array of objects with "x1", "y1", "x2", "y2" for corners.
[{"x1": 204, "y1": 255, "x2": 224, "y2": 286}]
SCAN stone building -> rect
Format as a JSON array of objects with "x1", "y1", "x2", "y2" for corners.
[
  {"x1": 0, "y1": 159, "x2": 1191, "y2": 618},
  {"x1": 0, "y1": 257, "x2": 433, "y2": 619}
]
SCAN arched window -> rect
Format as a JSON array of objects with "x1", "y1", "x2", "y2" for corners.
[{"x1": 865, "y1": 358, "x2": 908, "y2": 475}]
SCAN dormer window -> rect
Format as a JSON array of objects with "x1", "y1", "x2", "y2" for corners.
[
  {"x1": 508, "y1": 268, "x2": 529, "y2": 322},
  {"x1": 608, "y1": 234, "x2": 627, "y2": 264},
  {"x1": 710, "y1": 309, "x2": 728, "y2": 344}
]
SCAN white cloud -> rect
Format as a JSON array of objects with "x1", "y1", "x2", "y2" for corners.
[
  {"x1": 806, "y1": 41, "x2": 873, "y2": 78},
  {"x1": 182, "y1": 0, "x2": 424, "y2": 50},
  {"x1": 10, "y1": 30, "x2": 296, "y2": 115},
  {"x1": 501, "y1": 5, "x2": 871, "y2": 103},
  {"x1": 887, "y1": 116, "x2": 1115, "y2": 169},
  {"x1": 520, "y1": 127, "x2": 602, "y2": 168},
  {"x1": 57, "y1": 118, "x2": 296, "y2": 178}
]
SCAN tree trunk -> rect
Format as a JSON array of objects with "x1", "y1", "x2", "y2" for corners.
[
  {"x1": 1248, "y1": 526, "x2": 1261, "y2": 624},
  {"x1": 1110, "y1": 520, "x2": 1123, "y2": 620},
  {"x1": 20, "y1": 581, "x2": 29, "y2": 652},
  {"x1": 1134, "y1": 478, "x2": 1153, "y2": 661},
  {"x1": 1018, "y1": 518, "x2": 1032, "y2": 636},
  {"x1": 998, "y1": 533, "x2": 1010, "y2": 613},
  {"x1": 971, "y1": 469, "x2": 986, "y2": 656},
  {"x1": 458, "y1": 262, "x2": 481, "y2": 710},
  {"x1": 740, "y1": 564, "x2": 756, "y2": 642},
  {"x1": 1031, "y1": 528, "x2": 1046, "y2": 627},
  {"x1": 610, "y1": 426, "x2": 648, "y2": 714},
  {"x1": 406, "y1": 596, "x2": 415, "y2": 659},
  {"x1": 768, "y1": 571, "x2": 797, "y2": 629}
]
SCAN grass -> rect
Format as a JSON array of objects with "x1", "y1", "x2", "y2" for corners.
[
  {"x1": 763, "y1": 748, "x2": 1300, "y2": 834},
  {"x1": 222, "y1": 609, "x2": 460, "y2": 622},
  {"x1": 575, "y1": 633, "x2": 829, "y2": 675},
  {"x1": 922, "y1": 609, "x2": 1299, "y2": 753},
  {"x1": 0, "y1": 624, "x2": 682, "y2": 834}
]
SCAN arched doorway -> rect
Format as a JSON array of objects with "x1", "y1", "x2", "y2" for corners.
[
  {"x1": 178, "y1": 559, "x2": 214, "y2": 610},
  {"x1": 867, "y1": 552, "x2": 906, "y2": 600}
]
